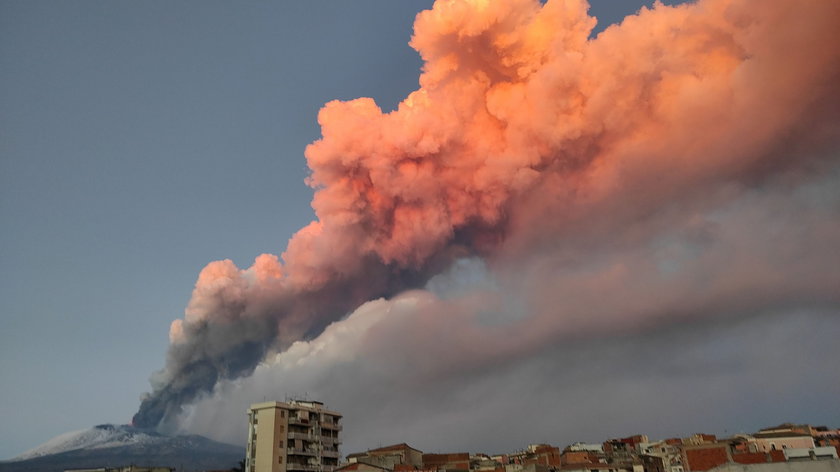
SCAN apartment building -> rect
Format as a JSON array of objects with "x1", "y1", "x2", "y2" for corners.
[{"x1": 246, "y1": 400, "x2": 342, "y2": 472}]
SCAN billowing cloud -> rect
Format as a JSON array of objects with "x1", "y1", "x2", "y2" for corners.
[{"x1": 134, "y1": 0, "x2": 840, "y2": 435}]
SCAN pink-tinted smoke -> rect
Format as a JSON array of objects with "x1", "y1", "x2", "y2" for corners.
[{"x1": 134, "y1": 0, "x2": 840, "y2": 429}]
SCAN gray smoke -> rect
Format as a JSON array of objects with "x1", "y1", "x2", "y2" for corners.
[{"x1": 133, "y1": 253, "x2": 466, "y2": 428}]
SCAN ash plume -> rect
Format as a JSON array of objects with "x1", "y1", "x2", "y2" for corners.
[{"x1": 134, "y1": 0, "x2": 840, "y2": 429}]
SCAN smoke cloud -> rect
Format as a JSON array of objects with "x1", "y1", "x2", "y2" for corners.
[{"x1": 134, "y1": 0, "x2": 840, "y2": 431}]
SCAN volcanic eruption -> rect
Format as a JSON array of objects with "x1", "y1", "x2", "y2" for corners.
[{"x1": 134, "y1": 0, "x2": 840, "y2": 430}]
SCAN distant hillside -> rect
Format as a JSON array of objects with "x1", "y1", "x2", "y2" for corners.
[{"x1": 0, "y1": 424, "x2": 242, "y2": 472}]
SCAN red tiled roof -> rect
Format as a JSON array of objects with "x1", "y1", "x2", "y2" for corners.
[
  {"x1": 753, "y1": 432, "x2": 811, "y2": 439},
  {"x1": 338, "y1": 464, "x2": 363, "y2": 471},
  {"x1": 559, "y1": 464, "x2": 616, "y2": 470},
  {"x1": 423, "y1": 453, "x2": 470, "y2": 469},
  {"x1": 371, "y1": 443, "x2": 422, "y2": 454},
  {"x1": 336, "y1": 463, "x2": 389, "y2": 472},
  {"x1": 684, "y1": 446, "x2": 728, "y2": 472}
]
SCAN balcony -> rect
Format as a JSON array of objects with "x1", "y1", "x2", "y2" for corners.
[
  {"x1": 289, "y1": 417, "x2": 311, "y2": 426},
  {"x1": 286, "y1": 464, "x2": 321, "y2": 472},
  {"x1": 321, "y1": 422, "x2": 342, "y2": 431},
  {"x1": 288, "y1": 432, "x2": 315, "y2": 441},
  {"x1": 322, "y1": 450, "x2": 341, "y2": 458},
  {"x1": 288, "y1": 447, "x2": 318, "y2": 456}
]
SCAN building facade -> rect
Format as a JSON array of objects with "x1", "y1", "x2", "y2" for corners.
[
  {"x1": 347, "y1": 443, "x2": 424, "y2": 470},
  {"x1": 751, "y1": 433, "x2": 815, "y2": 453},
  {"x1": 246, "y1": 400, "x2": 342, "y2": 472}
]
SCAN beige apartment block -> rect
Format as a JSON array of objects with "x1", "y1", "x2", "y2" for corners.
[{"x1": 245, "y1": 400, "x2": 342, "y2": 472}]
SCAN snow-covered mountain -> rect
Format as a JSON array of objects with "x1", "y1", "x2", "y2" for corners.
[
  {"x1": 14, "y1": 424, "x2": 168, "y2": 460},
  {"x1": 0, "y1": 424, "x2": 242, "y2": 472}
]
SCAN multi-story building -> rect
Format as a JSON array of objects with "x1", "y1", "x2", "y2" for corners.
[{"x1": 245, "y1": 400, "x2": 342, "y2": 472}]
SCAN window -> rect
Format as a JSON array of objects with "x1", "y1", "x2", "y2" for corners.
[
  {"x1": 279, "y1": 440, "x2": 284, "y2": 448},
  {"x1": 279, "y1": 456, "x2": 283, "y2": 464}
]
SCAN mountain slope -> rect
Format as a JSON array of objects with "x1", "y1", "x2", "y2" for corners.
[{"x1": 0, "y1": 424, "x2": 242, "y2": 472}]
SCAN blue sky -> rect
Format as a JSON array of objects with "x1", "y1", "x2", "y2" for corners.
[
  {"x1": 4, "y1": 0, "x2": 838, "y2": 461},
  {"x1": 1, "y1": 0, "x2": 432, "y2": 457}
]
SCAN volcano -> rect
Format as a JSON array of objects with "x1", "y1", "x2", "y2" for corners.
[{"x1": 0, "y1": 424, "x2": 242, "y2": 472}]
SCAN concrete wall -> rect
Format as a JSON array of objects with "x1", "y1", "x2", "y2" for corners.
[
  {"x1": 359, "y1": 454, "x2": 402, "y2": 470},
  {"x1": 784, "y1": 449, "x2": 838, "y2": 461},
  {"x1": 407, "y1": 449, "x2": 424, "y2": 468},
  {"x1": 754, "y1": 438, "x2": 816, "y2": 453},
  {"x1": 708, "y1": 459, "x2": 840, "y2": 472},
  {"x1": 253, "y1": 405, "x2": 287, "y2": 472}
]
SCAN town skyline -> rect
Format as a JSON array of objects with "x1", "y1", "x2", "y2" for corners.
[
  {"x1": 8, "y1": 409, "x2": 839, "y2": 472},
  {"x1": 339, "y1": 421, "x2": 840, "y2": 461},
  {"x1": 231, "y1": 403, "x2": 840, "y2": 472}
]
